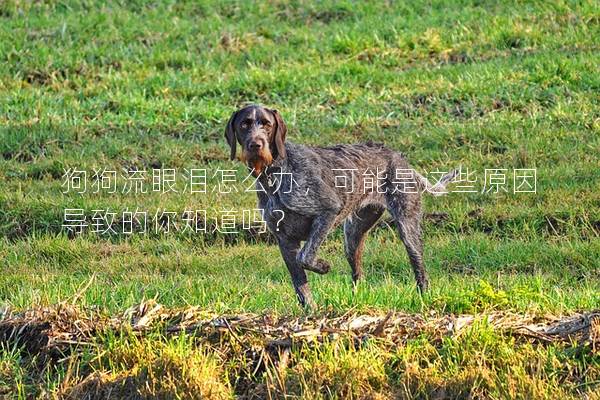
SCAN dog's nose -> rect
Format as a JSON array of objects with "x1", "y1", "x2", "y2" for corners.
[{"x1": 249, "y1": 141, "x2": 262, "y2": 151}]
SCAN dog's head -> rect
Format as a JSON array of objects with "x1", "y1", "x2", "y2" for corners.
[{"x1": 224, "y1": 105, "x2": 287, "y2": 174}]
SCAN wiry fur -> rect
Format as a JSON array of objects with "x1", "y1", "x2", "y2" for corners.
[{"x1": 225, "y1": 105, "x2": 456, "y2": 308}]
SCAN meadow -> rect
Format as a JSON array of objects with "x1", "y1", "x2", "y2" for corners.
[{"x1": 0, "y1": 0, "x2": 599, "y2": 398}]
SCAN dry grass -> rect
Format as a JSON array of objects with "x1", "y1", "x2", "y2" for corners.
[
  {"x1": 1, "y1": 300, "x2": 599, "y2": 399},
  {"x1": 2, "y1": 300, "x2": 598, "y2": 356}
]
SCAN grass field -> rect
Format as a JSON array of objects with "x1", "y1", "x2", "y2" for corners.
[{"x1": 1, "y1": 0, "x2": 599, "y2": 398}]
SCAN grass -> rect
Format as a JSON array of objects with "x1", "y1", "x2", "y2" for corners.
[
  {"x1": 0, "y1": 0, "x2": 599, "y2": 398},
  {"x1": 1, "y1": 312, "x2": 599, "y2": 399}
]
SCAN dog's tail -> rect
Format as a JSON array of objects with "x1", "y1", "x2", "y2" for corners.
[{"x1": 416, "y1": 169, "x2": 458, "y2": 196}]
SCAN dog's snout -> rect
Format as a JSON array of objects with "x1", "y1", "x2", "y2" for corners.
[
  {"x1": 249, "y1": 141, "x2": 262, "y2": 151},
  {"x1": 246, "y1": 134, "x2": 267, "y2": 152}
]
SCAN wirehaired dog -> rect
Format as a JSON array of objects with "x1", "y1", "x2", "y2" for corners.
[{"x1": 225, "y1": 104, "x2": 456, "y2": 308}]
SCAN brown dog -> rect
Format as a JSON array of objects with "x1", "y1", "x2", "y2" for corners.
[{"x1": 225, "y1": 104, "x2": 456, "y2": 308}]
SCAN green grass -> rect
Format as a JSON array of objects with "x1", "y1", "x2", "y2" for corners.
[
  {"x1": 0, "y1": 0, "x2": 599, "y2": 398},
  {"x1": 2, "y1": 233, "x2": 599, "y2": 315}
]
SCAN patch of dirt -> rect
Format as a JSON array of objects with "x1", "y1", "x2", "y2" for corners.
[
  {"x1": 425, "y1": 212, "x2": 449, "y2": 226},
  {"x1": 0, "y1": 303, "x2": 111, "y2": 361},
  {"x1": 23, "y1": 65, "x2": 89, "y2": 86},
  {"x1": 273, "y1": 4, "x2": 354, "y2": 24},
  {"x1": 402, "y1": 93, "x2": 489, "y2": 120}
]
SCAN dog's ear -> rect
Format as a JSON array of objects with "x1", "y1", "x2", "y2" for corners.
[
  {"x1": 270, "y1": 108, "x2": 287, "y2": 159},
  {"x1": 224, "y1": 110, "x2": 239, "y2": 161}
]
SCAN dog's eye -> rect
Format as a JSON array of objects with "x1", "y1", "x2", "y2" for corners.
[{"x1": 262, "y1": 120, "x2": 271, "y2": 127}]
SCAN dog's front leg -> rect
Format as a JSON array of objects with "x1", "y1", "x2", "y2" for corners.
[
  {"x1": 278, "y1": 237, "x2": 316, "y2": 309},
  {"x1": 296, "y1": 211, "x2": 337, "y2": 274}
]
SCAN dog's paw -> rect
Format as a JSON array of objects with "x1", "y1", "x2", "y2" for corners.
[
  {"x1": 313, "y1": 258, "x2": 331, "y2": 274},
  {"x1": 298, "y1": 258, "x2": 331, "y2": 274},
  {"x1": 417, "y1": 277, "x2": 429, "y2": 294}
]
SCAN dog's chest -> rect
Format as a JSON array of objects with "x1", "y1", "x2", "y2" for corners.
[{"x1": 256, "y1": 174, "x2": 313, "y2": 240}]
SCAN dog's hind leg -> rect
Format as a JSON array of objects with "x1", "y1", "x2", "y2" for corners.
[
  {"x1": 385, "y1": 191, "x2": 429, "y2": 292},
  {"x1": 343, "y1": 205, "x2": 385, "y2": 284}
]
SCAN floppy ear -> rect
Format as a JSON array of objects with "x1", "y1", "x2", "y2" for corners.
[
  {"x1": 224, "y1": 110, "x2": 239, "y2": 161},
  {"x1": 270, "y1": 108, "x2": 287, "y2": 159}
]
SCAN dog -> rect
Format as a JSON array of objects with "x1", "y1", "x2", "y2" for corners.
[{"x1": 225, "y1": 104, "x2": 456, "y2": 308}]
